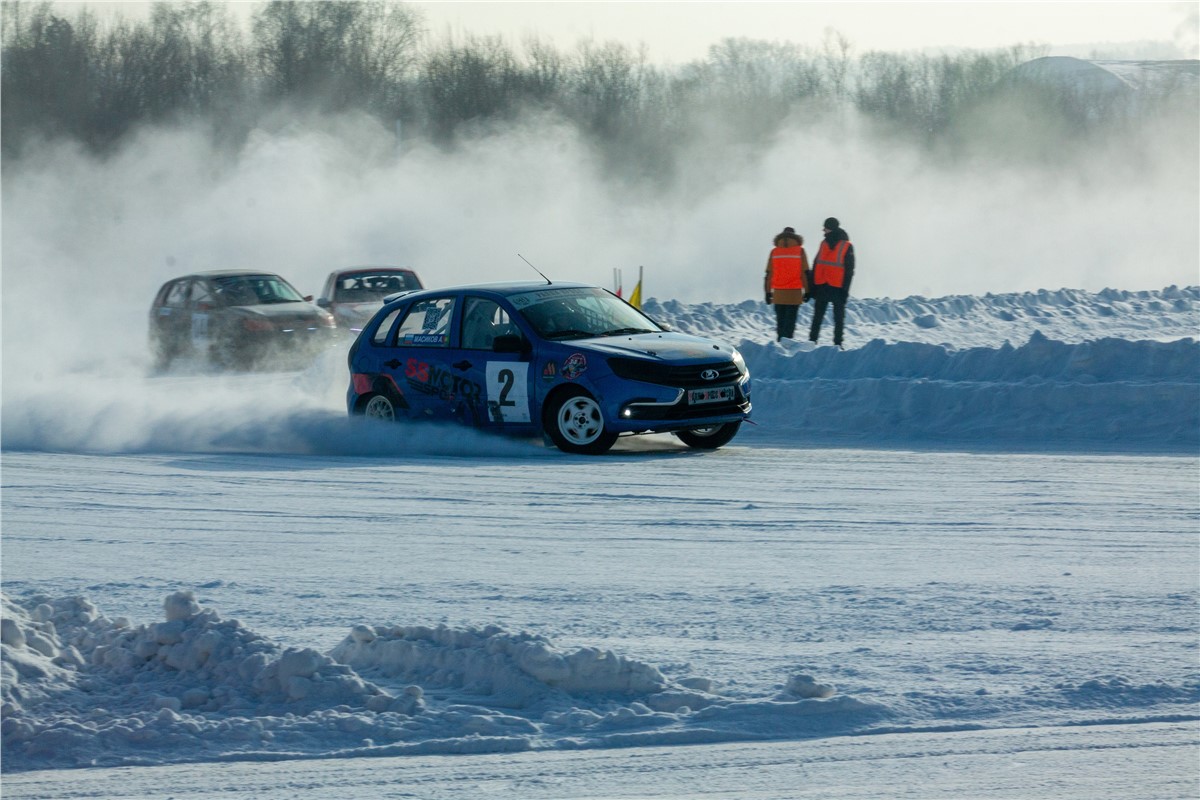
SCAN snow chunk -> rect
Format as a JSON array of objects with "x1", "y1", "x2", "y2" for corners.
[
  {"x1": 164, "y1": 591, "x2": 202, "y2": 622},
  {"x1": 331, "y1": 624, "x2": 667, "y2": 708},
  {"x1": 785, "y1": 674, "x2": 837, "y2": 699}
]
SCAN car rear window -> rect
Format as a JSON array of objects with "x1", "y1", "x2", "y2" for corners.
[
  {"x1": 371, "y1": 307, "x2": 403, "y2": 345},
  {"x1": 335, "y1": 272, "x2": 421, "y2": 302}
]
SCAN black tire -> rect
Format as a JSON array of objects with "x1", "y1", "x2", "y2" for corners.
[
  {"x1": 675, "y1": 421, "x2": 742, "y2": 450},
  {"x1": 359, "y1": 393, "x2": 397, "y2": 422},
  {"x1": 543, "y1": 388, "x2": 618, "y2": 454}
]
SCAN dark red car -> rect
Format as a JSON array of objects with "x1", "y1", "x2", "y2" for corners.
[{"x1": 149, "y1": 270, "x2": 336, "y2": 371}]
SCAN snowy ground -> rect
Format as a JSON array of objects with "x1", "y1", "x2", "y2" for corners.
[{"x1": 2, "y1": 287, "x2": 1198, "y2": 798}]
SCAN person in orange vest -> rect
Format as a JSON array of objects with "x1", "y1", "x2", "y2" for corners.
[
  {"x1": 808, "y1": 217, "x2": 856, "y2": 349},
  {"x1": 764, "y1": 227, "x2": 809, "y2": 341}
]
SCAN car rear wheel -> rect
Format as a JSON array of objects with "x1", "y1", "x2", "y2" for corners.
[
  {"x1": 545, "y1": 389, "x2": 617, "y2": 454},
  {"x1": 361, "y1": 394, "x2": 396, "y2": 422},
  {"x1": 675, "y1": 421, "x2": 741, "y2": 450}
]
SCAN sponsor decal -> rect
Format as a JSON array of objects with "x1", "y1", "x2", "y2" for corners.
[
  {"x1": 403, "y1": 357, "x2": 481, "y2": 402},
  {"x1": 562, "y1": 353, "x2": 587, "y2": 380},
  {"x1": 542, "y1": 361, "x2": 557, "y2": 381}
]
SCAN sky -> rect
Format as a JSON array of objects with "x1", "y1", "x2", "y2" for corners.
[
  {"x1": 62, "y1": 1, "x2": 1200, "y2": 61},
  {"x1": 410, "y1": 1, "x2": 1200, "y2": 62}
]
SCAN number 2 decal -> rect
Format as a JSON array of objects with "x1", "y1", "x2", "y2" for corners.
[
  {"x1": 485, "y1": 362, "x2": 530, "y2": 423},
  {"x1": 496, "y1": 368, "x2": 516, "y2": 408}
]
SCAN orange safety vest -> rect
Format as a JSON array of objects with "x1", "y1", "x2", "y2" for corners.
[
  {"x1": 812, "y1": 240, "x2": 850, "y2": 288},
  {"x1": 769, "y1": 245, "x2": 807, "y2": 291}
]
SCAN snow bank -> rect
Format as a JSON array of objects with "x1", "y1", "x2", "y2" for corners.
[
  {"x1": 644, "y1": 286, "x2": 1200, "y2": 349},
  {"x1": 1, "y1": 592, "x2": 884, "y2": 772},
  {"x1": 737, "y1": 331, "x2": 1199, "y2": 450}
]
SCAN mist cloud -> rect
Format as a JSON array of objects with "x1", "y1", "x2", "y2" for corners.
[{"x1": 2, "y1": 105, "x2": 1196, "y2": 453}]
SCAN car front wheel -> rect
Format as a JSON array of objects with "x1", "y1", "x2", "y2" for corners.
[
  {"x1": 675, "y1": 421, "x2": 741, "y2": 450},
  {"x1": 545, "y1": 389, "x2": 617, "y2": 454}
]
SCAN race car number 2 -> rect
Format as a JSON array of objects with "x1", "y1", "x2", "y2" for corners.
[{"x1": 485, "y1": 362, "x2": 530, "y2": 423}]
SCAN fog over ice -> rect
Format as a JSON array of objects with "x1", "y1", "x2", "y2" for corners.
[
  {"x1": 3, "y1": 107, "x2": 1197, "y2": 374},
  {"x1": 1, "y1": 105, "x2": 1196, "y2": 461}
]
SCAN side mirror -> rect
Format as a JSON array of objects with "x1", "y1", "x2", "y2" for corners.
[
  {"x1": 316, "y1": 298, "x2": 330, "y2": 308},
  {"x1": 492, "y1": 334, "x2": 527, "y2": 354}
]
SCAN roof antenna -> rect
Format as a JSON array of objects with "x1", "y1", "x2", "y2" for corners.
[{"x1": 518, "y1": 253, "x2": 552, "y2": 285}]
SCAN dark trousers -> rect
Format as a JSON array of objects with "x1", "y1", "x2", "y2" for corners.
[
  {"x1": 809, "y1": 288, "x2": 847, "y2": 345},
  {"x1": 774, "y1": 304, "x2": 800, "y2": 340}
]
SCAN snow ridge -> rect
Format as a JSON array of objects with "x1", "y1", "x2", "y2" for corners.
[
  {"x1": 1, "y1": 592, "x2": 886, "y2": 772},
  {"x1": 644, "y1": 285, "x2": 1199, "y2": 348},
  {"x1": 642, "y1": 287, "x2": 1199, "y2": 452}
]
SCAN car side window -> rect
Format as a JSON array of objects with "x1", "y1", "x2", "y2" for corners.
[
  {"x1": 189, "y1": 281, "x2": 214, "y2": 310},
  {"x1": 371, "y1": 307, "x2": 403, "y2": 346},
  {"x1": 461, "y1": 297, "x2": 515, "y2": 350},
  {"x1": 164, "y1": 281, "x2": 190, "y2": 308},
  {"x1": 395, "y1": 297, "x2": 455, "y2": 348}
]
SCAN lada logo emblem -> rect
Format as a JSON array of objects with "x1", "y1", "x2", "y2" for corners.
[{"x1": 701, "y1": 369, "x2": 719, "y2": 381}]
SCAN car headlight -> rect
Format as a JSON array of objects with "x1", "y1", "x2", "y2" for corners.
[{"x1": 731, "y1": 347, "x2": 748, "y2": 377}]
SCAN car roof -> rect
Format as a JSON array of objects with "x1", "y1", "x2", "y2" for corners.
[
  {"x1": 170, "y1": 270, "x2": 284, "y2": 280},
  {"x1": 397, "y1": 281, "x2": 594, "y2": 299},
  {"x1": 330, "y1": 266, "x2": 417, "y2": 275}
]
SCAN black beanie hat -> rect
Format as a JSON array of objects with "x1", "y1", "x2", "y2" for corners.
[{"x1": 823, "y1": 217, "x2": 840, "y2": 230}]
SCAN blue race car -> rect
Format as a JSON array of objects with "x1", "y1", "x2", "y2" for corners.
[{"x1": 346, "y1": 282, "x2": 751, "y2": 454}]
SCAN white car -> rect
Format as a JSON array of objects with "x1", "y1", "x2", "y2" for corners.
[{"x1": 316, "y1": 266, "x2": 423, "y2": 333}]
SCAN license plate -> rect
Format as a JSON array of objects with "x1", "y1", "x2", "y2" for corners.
[{"x1": 688, "y1": 385, "x2": 735, "y2": 405}]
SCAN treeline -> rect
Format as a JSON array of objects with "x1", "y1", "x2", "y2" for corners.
[{"x1": 2, "y1": 0, "x2": 1192, "y2": 179}]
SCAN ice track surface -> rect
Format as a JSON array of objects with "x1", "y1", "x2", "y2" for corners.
[{"x1": 3, "y1": 442, "x2": 1197, "y2": 797}]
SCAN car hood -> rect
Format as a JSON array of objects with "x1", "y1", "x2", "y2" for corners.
[
  {"x1": 569, "y1": 331, "x2": 735, "y2": 362},
  {"x1": 231, "y1": 302, "x2": 325, "y2": 319},
  {"x1": 334, "y1": 301, "x2": 384, "y2": 316}
]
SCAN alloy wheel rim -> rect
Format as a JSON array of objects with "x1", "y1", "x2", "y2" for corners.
[
  {"x1": 364, "y1": 396, "x2": 394, "y2": 421},
  {"x1": 558, "y1": 397, "x2": 603, "y2": 445}
]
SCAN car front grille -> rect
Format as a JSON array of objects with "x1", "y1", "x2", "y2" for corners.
[{"x1": 608, "y1": 357, "x2": 742, "y2": 388}]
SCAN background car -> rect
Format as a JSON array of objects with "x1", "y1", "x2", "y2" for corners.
[
  {"x1": 316, "y1": 266, "x2": 423, "y2": 333},
  {"x1": 149, "y1": 270, "x2": 336, "y2": 371},
  {"x1": 346, "y1": 281, "x2": 750, "y2": 454}
]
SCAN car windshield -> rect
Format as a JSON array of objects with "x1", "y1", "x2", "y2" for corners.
[
  {"x1": 212, "y1": 275, "x2": 305, "y2": 306},
  {"x1": 334, "y1": 271, "x2": 420, "y2": 303},
  {"x1": 512, "y1": 287, "x2": 661, "y2": 340}
]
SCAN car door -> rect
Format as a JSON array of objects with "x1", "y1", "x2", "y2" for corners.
[
  {"x1": 375, "y1": 294, "x2": 467, "y2": 422},
  {"x1": 457, "y1": 295, "x2": 534, "y2": 430},
  {"x1": 154, "y1": 279, "x2": 192, "y2": 357},
  {"x1": 186, "y1": 278, "x2": 216, "y2": 358}
]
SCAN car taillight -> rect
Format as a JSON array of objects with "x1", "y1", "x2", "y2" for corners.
[
  {"x1": 351, "y1": 374, "x2": 374, "y2": 394},
  {"x1": 242, "y1": 318, "x2": 273, "y2": 332}
]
